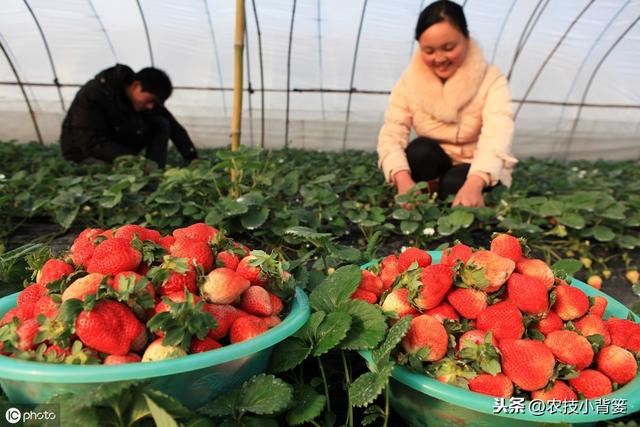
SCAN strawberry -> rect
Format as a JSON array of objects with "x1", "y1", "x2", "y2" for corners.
[
  {"x1": 379, "y1": 264, "x2": 400, "y2": 291},
  {"x1": 216, "y1": 250, "x2": 241, "y2": 270},
  {"x1": 465, "y1": 250, "x2": 515, "y2": 293},
  {"x1": 457, "y1": 329, "x2": 498, "y2": 352},
  {"x1": 169, "y1": 238, "x2": 214, "y2": 273},
  {"x1": 36, "y1": 259, "x2": 74, "y2": 286},
  {"x1": 202, "y1": 304, "x2": 241, "y2": 340},
  {"x1": 532, "y1": 311, "x2": 564, "y2": 337},
  {"x1": 531, "y1": 380, "x2": 577, "y2": 401},
  {"x1": 1, "y1": 307, "x2": 26, "y2": 325},
  {"x1": 516, "y1": 258, "x2": 554, "y2": 290},
  {"x1": 33, "y1": 295, "x2": 60, "y2": 319},
  {"x1": 414, "y1": 264, "x2": 454, "y2": 310},
  {"x1": 606, "y1": 318, "x2": 640, "y2": 351},
  {"x1": 269, "y1": 293, "x2": 283, "y2": 315},
  {"x1": 158, "y1": 236, "x2": 176, "y2": 252},
  {"x1": 158, "y1": 270, "x2": 197, "y2": 296},
  {"x1": 352, "y1": 289, "x2": 377, "y2": 304},
  {"x1": 114, "y1": 224, "x2": 160, "y2": 243},
  {"x1": 426, "y1": 303, "x2": 460, "y2": 323},
  {"x1": 468, "y1": 373, "x2": 513, "y2": 398},
  {"x1": 142, "y1": 338, "x2": 187, "y2": 361},
  {"x1": 76, "y1": 300, "x2": 144, "y2": 355},
  {"x1": 381, "y1": 288, "x2": 418, "y2": 318},
  {"x1": 172, "y1": 223, "x2": 220, "y2": 244},
  {"x1": 498, "y1": 339, "x2": 555, "y2": 391},
  {"x1": 574, "y1": 314, "x2": 611, "y2": 346},
  {"x1": 476, "y1": 301, "x2": 524, "y2": 340},
  {"x1": 236, "y1": 256, "x2": 268, "y2": 286},
  {"x1": 397, "y1": 247, "x2": 432, "y2": 273},
  {"x1": 241, "y1": 286, "x2": 273, "y2": 316},
  {"x1": 439, "y1": 243, "x2": 473, "y2": 268},
  {"x1": 17, "y1": 319, "x2": 40, "y2": 351},
  {"x1": 154, "y1": 291, "x2": 200, "y2": 314},
  {"x1": 61, "y1": 273, "x2": 104, "y2": 302},
  {"x1": 553, "y1": 284, "x2": 589, "y2": 321},
  {"x1": 86, "y1": 238, "x2": 142, "y2": 275},
  {"x1": 358, "y1": 269, "x2": 383, "y2": 297},
  {"x1": 490, "y1": 233, "x2": 522, "y2": 263},
  {"x1": 229, "y1": 315, "x2": 268, "y2": 344},
  {"x1": 402, "y1": 315, "x2": 448, "y2": 362},
  {"x1": 70, "y1": 228, "x2": 103, "y2": 268},
  {"x1": 17, "y1": 284, "x2": 48, "y2": 319},
  {"x1": 544, "y1": 330, "x2": 594, "y2": 370},
  {"x1": 589, "y1": 296, "x2": 608, "y2": 318},
  {"x1": 381, "y1": 254, "x2": 398, "y2": 270},
  {"x1": 189, "y1": 337, "x2": 222, "y2": 354},
  {"x1": 626, "y1": 329, "x2": 640, "y2": 353},
  {"x1": 597, "y1": 345, "x2": 638, "y2": 385},
  {"x1": 111, "y1": 271, "x2": 156, "y2": 299},
  {"x1": 104, "y1": 353, "x2": 142, "y2": 365},
  {"x1": 447, "y1": 288, "x2": 487, "y2": 319},
  {"x1": 109, "y1": 302, "x2": 147, "y2": 352},
  {"x1": 506, "y1": 273, "x2": 549, "y2": 315},
  {"x1": 262, "y1": 315, "x2": 282, "y2": 328},
  {"x1": 202, "y1": 268, "x2": 251, "y2": 304},
  {"x1": 568, "y1": 369, "x2": 612, "y2": 399}
]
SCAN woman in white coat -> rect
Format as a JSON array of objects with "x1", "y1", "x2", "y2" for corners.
[{"x1": 377, "y1": 0, "x2": 517, "y2": 207}]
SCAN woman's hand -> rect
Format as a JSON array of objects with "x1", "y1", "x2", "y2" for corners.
[
  {"x1": 452, "y1": 175, "x2": 486, "y2": 207},
  {"x1": 393, "y1": 170, "x2": 416, "y2": 196}
]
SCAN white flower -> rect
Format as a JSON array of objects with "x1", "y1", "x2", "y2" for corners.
[
  {"x1": 571, "y1": 167, "x2": 579, "y2": 172},
  {"x1": 496, "y1": 215, "x2": 505, "y2": 221},
  {"x1": 400, "y1": 246, "x2": 408, "y2": 252},
  {"x1": 578, "y1": 170, "x2": 587, "y2": 179},
  {"x1": 422, "y1": 227, "x2": 435, "y2": 236},
  {"x1": 0, "y1": 174, "x2": 5, "y2": 180}
]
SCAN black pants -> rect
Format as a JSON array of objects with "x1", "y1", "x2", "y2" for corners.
[
  {"x1": 87, "y1": 116, "x2": 170, "y2": 168},
  {"x1": 405, "y1": 137, "x2": 471, "y2": 200}
]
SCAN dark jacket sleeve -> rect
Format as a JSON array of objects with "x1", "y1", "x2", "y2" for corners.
[{"x1": 159, "y1": 107, "x2": 198, "y2": 161}]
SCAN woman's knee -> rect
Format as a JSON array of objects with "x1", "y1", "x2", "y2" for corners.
[{"x1": 405, "y1": 137, "x2": 452, "y2": 182}]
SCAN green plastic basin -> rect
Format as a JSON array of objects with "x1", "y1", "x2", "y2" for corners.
[
  {"x1": 0, "y1": 287, "x2": 310, "y2": 409},
  {"x1": 360, "y1": 251, "x2": 640, "y2": 426}
]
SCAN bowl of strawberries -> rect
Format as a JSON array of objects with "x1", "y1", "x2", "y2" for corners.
[
  {"x1": 0, "y1": 223, "x2": 309, "y2": 409},
  {"x1": 358, "y1": 234, "x2": 640, "y2": 426}
]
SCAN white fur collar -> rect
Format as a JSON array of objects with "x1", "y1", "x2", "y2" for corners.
[{"x1": 405, "y1": 39, "x2": 488, "y2": 123}]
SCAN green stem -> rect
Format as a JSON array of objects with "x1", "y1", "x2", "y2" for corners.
[
  {"x1": 310, "y1": 421, "x2": 322, "y2": 427},
  {"x1": 383, "y1": 386, "x2": 390, "y2": 427},
  {"x1": 317, "y1": 358, "x2": 331, "y2": 412},
  {"x1": 341, "y1": 350, "x2": 353, "y2": 427}
]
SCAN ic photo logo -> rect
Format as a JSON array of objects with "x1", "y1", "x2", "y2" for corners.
[{"x1": 5, "y1": 407, "x2": 21, "y2": 424}]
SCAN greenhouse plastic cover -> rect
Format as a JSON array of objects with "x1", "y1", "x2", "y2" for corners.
[{"x1": 0, "y1": 0, "x2": 639, "y2": 160}]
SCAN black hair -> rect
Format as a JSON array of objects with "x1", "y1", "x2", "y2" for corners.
[
  {"x1": 415, "y1": 0, "x2": 469, "y2": 41},
  {"x1": 133, "y1": 67, "x2": 173, "y2": 102}
]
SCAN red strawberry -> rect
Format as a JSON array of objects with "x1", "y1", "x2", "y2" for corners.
[
  {"x1": 269, "y1": 293, "x2": 283, "y2": 315},
  {"x1": 568, "y1": 369, "x2": 612, "y2": 398},
  {"x1": 262, "y1": 315, "x2": 282, "y2": 328},
  {"x1": 447, "y1": 288, "x2": 487, "y2": 319},
  {"x1": 414, "y1": 264, "x2": 454, "y2": 310},
  {"x1": 158, "y1": 270, "x2": 197, "y2": 296},
  {"x1": 457, "y1": 329, "x2": 498, "y2": 352},
  {"x1": 490, "y1": 234, "x2": 522, "y2": 263},
  {"x1": 16, "y1": 319, "x2": 40, "y2": 351},
  {"x1": 402, "y1": 315, "x2": 448, "y2": 362},
  {"x1": 352, "y1": 289, "x2": 377, "y2": 304},
  {"x1": 1, "y1": 307, "x2": 26, "y2": 325},
  {"x1": 553, "y1": 284, "x2": 589, "y2": 321},
  {"x1": 61, "y1": 273, "x2": 104, "y2": 302},
  {"x1": 381, "y1": 288, "x2": 418, "y2": 318},
  {"x1": 158, "y1": 236, "x2": 176, "y2": 252},
  {"x1": 202, "y1": 268, "x2": 251, "y2": 304},
  {"x1": 499, "y1": 339, "x2": 555, "y2": 391},
  {"x1": 190, "y1": 337, "x2": 222, "y2": 354},
  {"x1": 70, "y1": 228, "x2": 103, "y2": 268},
  {"x1": 33, "y1": 295, "x2": 60, "y2": 319},
  {"x1": 114, "y1": 224, "x2": 160, "y2": 243},
  {"x1": 381, "y1": 254, "x2": 398, "y2": 270},
  {"x1": 506, "y1": 273, "x2": 549, "y2": 315},
  {"x1": 45, "y1": 344, "x2": 70, "y2": 358},
  {"x1": 516, "y1": 258, "x2": 554, "y2": 290},
  {"x1": 106, "y1": 301, "x2": 147, "y2": 352},
  {"x1": 597, "y1": 345, "x2": 637, "y2": 385},
  {"x1": 532, "y1": 311, "x2": 564, "y2": 337},
  {"x1": 203, "y1": 304, "x2": 242, "y2": 340},
  {"x1": 466, "y1": 250, "x2": 515, "y2": 293},
  {"x1": 544, "y1": 330, "x2": 594, "y2": 370},
  {"x1": 379, "y1": 264, "x2": 400, "y2": 291},
  {"x1": 229, "y1": 315, "x2": 268, "y2": 344},
  {"x1": 574, "y1": 315, "x2": 611, "y2": 346},
  {"x1": 76, "y1": 300, "x2": 143, "y2": 355},
  {"x1": 626, "y1": 329, "x2": 640, "y2": 352},
  {"x1": 606, "y1": 318, "x2": 640, "y2": 351},
  {"x1": 236, "y1": 256, "x2": 268, "y2": 286},
  {"x1": 426, "y1": 303, "x2": 459, "y2": 323},
  {"x1": 397, "y1": 247, "x2": 432, "y2": 273},
  {"x1": 476, "y1": 301, "x2": 524, "y2": 340},
  {"x1": 154, "y1": 291, "x2": 200, "y2": 314},
  {"x1": 170, "y1": 238, "x2": 214, "y2": 273},
  {"x1": 358, "y1": 269, "x2": 383, "y2": 297},
  {"x1": 17, "y1": 284, "x2": 48, "y2": 319},
  {"x1": 241, "y1": 286, "x2": 273, "y2": 316},
  {"x1": 173, "y1": 223, "x2": 220, "y2": 244},
  {"x1": 531, "y1": 380, "x2": 577, "y2": 401},
  {"x1": 103, "y1": 353, "x2": 142, "y2": 365},
  {"x1": 36, "y1": 259, "x2": 74, "y2": 286},
  {"x1": 589, "y1": 296, "x2": 608, "y2": 318},
  {"x1": 216, "y1": 250, "x2": 240, "y2": 270},
  {"x1": 468, "y1": 373, "x2": 513, "y2": 398},
  {"x1": 86, "y1": 238, "x2": 142, "y2": 275},
  {"x1": 439, "y1": 243, "x2": 473, "y2": 268}
]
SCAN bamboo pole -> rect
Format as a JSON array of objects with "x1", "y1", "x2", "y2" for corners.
[{"x1": 231, "y1": 0, "x2": 245, "y2": 152}]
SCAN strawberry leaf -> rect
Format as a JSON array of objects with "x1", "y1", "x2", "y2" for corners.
[
  {"x1": 337, "y1": 300, "x2": 386, "y2": 350},
  {"x1": 285, "y1": 385, "x2": 326, "y2": 426},
  {"x1": 269, "y1": 337, "x2": 312, "y2": 373},
  {"x1": 312, "y1": 312, "x2": 352, "y2": 357},
  {"x1": 349, "y1": 361, "x2": 394, "y2": 407},
  {"x1": 237, "y1": 374, "x2": 293, "y2": 415},
  {"x1": 372, "y1": 315, "x2": 412, "y2": 367},
  {"x1": 309, "y1": 265, "x2": 361, "y2": 312},
  {"x1": 586, "y1": 334, "x2": 605, "y2": 353}
]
